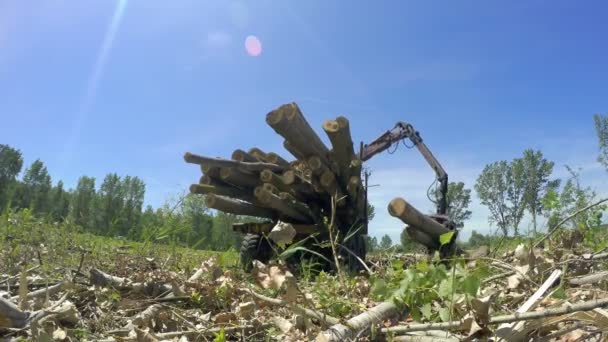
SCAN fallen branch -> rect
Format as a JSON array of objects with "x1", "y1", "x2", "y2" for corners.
[
  {"x1": 381, "y1": 297, "x2": 608, "y2": 335},
  {"x1": 316, "y1": 301, "x2": 400, "y2": 341},
  {"x1": 238, "y1": 287, "x2": 340, "y2": 325},
  {"x1": 10, "y1": 281, "x2": 66, "y2": 301},
  {"x1": 481, "y1": 271, "x2": 515, "y2": 285},
  {"x1": 534, "y1": 198, "x2": 608, "y2": 248},
  {"x1": 569, "y1": 271, "x2": 608, "y2": 286}
]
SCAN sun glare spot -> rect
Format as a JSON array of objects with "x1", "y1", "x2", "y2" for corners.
[{"x1": 245, "y1": 35, "x2": 262, "y2": 57}]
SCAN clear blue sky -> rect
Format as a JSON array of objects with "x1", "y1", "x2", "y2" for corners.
[{"x1": 1, "y1": 1, "x2": 607, "y2": 242}]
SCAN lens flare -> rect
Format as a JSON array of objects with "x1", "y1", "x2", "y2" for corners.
[{"x1": 245, "y1": 35, "x2": 262, "y2": 57}]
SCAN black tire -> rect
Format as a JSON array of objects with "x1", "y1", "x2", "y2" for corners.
[{"x1": 240, "y1": 234, "x2": 273, "y2": 272}]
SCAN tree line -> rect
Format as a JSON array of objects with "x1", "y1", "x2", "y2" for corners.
[{"x1": 0, "y1": 147, "x2": 242, "y2": 251}]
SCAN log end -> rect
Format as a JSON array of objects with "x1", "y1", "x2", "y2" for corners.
[
  {"x1": 231, "y1": 149, "x2": 247, "y2": 161},
  {"x1": 260, "y1": 169, "x2": 273, "y2": 182},
  {"x1": 322, "y1": 119, "x2": 340, "y2": 133},
  {"x1": 219, "y1": 167, "x2": 232, "y2": 180},
  {"x1": 388, "y1": 197, "x2": 407, "y2": 218},
  {"x1": 266, "y1": 105, "x2": 287, "y2": 126}
]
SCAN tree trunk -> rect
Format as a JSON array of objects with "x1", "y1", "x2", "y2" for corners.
[
  {"x1": 388, "y1": 198, "x2": 450, "y2": 238},
  {"x1": 205, "y1": 194, "x2": 276, "y2": 219}
]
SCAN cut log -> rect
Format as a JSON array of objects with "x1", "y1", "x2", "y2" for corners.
[
  {"x1": 316, "y1": 301, "x2": 400, "y2": 341},
  {"x1": 320, "y1": 170, "x2": 345, "y2": 201},
  {"x1": 388, "y1": 197, "x2": 450, "y2": 238},
  {"x1": 189, "y1": 184, "x2": 254, "y2": 203},
  {"x1": 266, "y1": 103, "x2": 329, "y2": 161},
  {"x1": 248, "y1": 147, "x2": 268, "y2": 162},
  {"x1": 205, "y1": 194, "x2": 276, "y2": 219},
  {"x1": 308, "y1": 156, "x2": 330, "y2": 177},
  {"x1": 346, "y1": 175, "x2": 360, "y2": 200},
  {"x1": 255, "y1": 189, "x2": 313, "y2": 223},
  {"x1": 323, "y1": 116, "x2": 356, "y2": 184},
  {"x1": 231, "y1": 149, "x2": 257, "y2": 163},
  {"x1": 278, "y1": 192, "x2": 315, "y2": 219},
  {"x1": 266, "y1": 152, "x2": 290, "y2": 167},
  {"x1": 262, "y1": 183, "x2": 280, "y2": 195},
  {"x1": 283, "y1": 140, "x2": 307, "y2": 161},
  {"x1": 184, "y1": 153, "x2": 285, "y2": 173},
  {"x1": 220, "y1": 167, "x2": 260, "y2": 188},
  {"x1": 199, "y1": 174, "x2": 228, "y2": 188},
  {"x1": 406, "y1": 226, "x2": 439, "y2": 250},
  {"x1": 201, "y1": 165, "x2": 221, "y2": 178},
  {"x1": 260, "y1": 169, "x2": 290, "y2": 192}
]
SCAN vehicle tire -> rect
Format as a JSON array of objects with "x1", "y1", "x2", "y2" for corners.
[{"x1": 240, "y1": 234, "x2": 273, "y2": 272}]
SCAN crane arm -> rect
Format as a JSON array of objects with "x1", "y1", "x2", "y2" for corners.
[{"x1": 359, "y1": 122, "x2": 448, "y2": 215}]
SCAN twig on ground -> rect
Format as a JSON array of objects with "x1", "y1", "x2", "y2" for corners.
[
  {"x1": 569, "y1": 271, "x2": 608, "y2": 286},
  {"x1": 381, "y1": 297, "x2": 608, "y2": 335},
  {"x1": 238, "y1": 287, "x2": 340, "y2": 325},
  {"x1": 99, "y1": 323, "x2": 272, "y2": 341}
]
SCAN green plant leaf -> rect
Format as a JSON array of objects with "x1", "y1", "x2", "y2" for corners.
[
  {"x1": 438, "y1": 279, "x2": 452, "y2": 298},
  {"x1": 420, "y1": 303, "x2": 433, "y2": 320},
  {"x1": 463, "y1": 275, "x2": 480, "y2": 297},
  {"x1": 439, "y1": 231, "x2": 455, "y2": 246},
  {"x1": 438, "y1": 307, "x2": 451, "y2": 322}
]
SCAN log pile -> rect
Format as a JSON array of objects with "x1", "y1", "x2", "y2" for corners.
[{"x1": 184, "y1": 102, "x2": 366, "y2": 232}]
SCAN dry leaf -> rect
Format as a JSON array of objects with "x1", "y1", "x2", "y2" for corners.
[
  {"x1": 52, "y1": 328, "x2": 67, "y2": 340},
  {"x1": 135, "y1": 327, "x2": 160, "y2": 342},
  {"x1": 213, "y1": 312, "x2": 237, "y2": 324},
  {"x1": 236, "y1": 301, "x2": 255, "y2": 318},
  {"x1": 471, "y1": 294, "x2": 493, "y2": 325},
  {"x1": 272, "y1": 316, "x2": 293, "y2": 333}
]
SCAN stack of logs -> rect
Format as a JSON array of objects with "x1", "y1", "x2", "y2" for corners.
[{"x1": 183, "y1": 102, "x2": 366, "y2": 233}]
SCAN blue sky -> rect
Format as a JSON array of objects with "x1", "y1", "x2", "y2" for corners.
[{"x1": 1, "y1": 0, "x2": 607, "y2": 242}]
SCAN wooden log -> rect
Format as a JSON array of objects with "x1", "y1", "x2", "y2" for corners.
[
  {"x1": 320, "y1": 170, "x2": 345, "y2": 200},
  {"x1": 267, "y1": 103, "x2": 329, "y2": 160},
  {"x1": 231, "y1": 149, "x2": 257, "y2": 163},
  {"x1": 406, "y1": 226, "x2": 439, "y2": 250},
  {"x1": 184, "y1": 152, "x2": 285, "y2": 173},
  {"x1": 323, "y1": 116, "x2": 356, "y2": 184},
  {"x1": 346, "y1": 175, "x2": 360, "y2": 200},
  {"x1": 260, "y1": 169, "x2": 289, "y2": 192},
  {"x1": 201, "y1": 165, "x2": 221, "y2": 178},
  {"x1": 189, "y1": 184, "x2": 254, "y2": 203},
  {"x1": 262, "y1": 183, "x2": 280, "y2": 195},
  {"x1": 200, "y1": 174, "x2": 229, "y2": 188},
  {"x1": 205, "y1": 194, "x2": 276, "y2": 219},
  {"x1": 278, "y1": 192, "x2": 316, "y2": 219},
  {"x1": 388, "y1": 198, "x2": 450, "y2": 238},
  {"x1": 266, "y1": 152, "x2": 290, "y2": 168},
  {"x1": 283, "y1": 140, "x2": 307, "y2": 161},
  {"x1": 255, "y1": 189, "x2": 313, "y2": 223},
  {"x1": 307, "y1": 156, "x2": 330, "y2": 177},
  {"x1": 220, "y1": 167, "x2": 260, "y2": 188},
  {"x1": 248, "y1": 147, "x2": 268, "y2": 162}
]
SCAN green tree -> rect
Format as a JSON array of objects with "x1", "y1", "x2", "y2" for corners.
[
  {"x1": 521, "y1": 149, "x2": 558, "y2": 233},
  {"x1": 379, "y1": 234, "x2": 393, "y2": 249},
  {"x1": 365, "y1": 235, "x2": 378, "y2": 253},
  {"x1": 50, "y1": 180, "x2": 70, "y2": 222},
  {"x1": 595, "y1": 114, "x2": 608, "y2": 171},
  {"x1": 434, "y1": 181, "x2": 472, "y2": 227},
  {"x1": 0, "y1": 144, "x2": 24, "y2": 211},
  {"x1": 542, "y1": 166, "x2": 605, "y2": 231},
  {"x1": 98, "y1": 173, "x2": 124, "y2": 235},
  {"x1": 475, "y1": 160, "x2": 527, "y2": 236},
  {"x1": 70, "y1": 176, "x2": 96, "y2": 229},
  {"x1": 22, "y1": 159, "x2": 52, "y2": 214},
  {"x1": 467, "y1": 230, "x2": 491, "y2": 248},
  {"x1": 120, "y1": 176, "x2": 146, "y2": 237}
]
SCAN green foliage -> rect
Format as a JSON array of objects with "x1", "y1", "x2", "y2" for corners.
[
  {"x1": 594, "y1": 113, "x2": 608, "y2": 171},
  {"x1": 371, "y1": 259, "x2": 488, "y2": 322},
  {"x1": 399, "y1": 228, "x2": 421, "y2": 253},
  {"x1": 439, "y1": 231, "x2": 455, "y2": 246},
  {"x1": 379, "y1": 234, "x2": 393, "y2": 249},
  {"x1": 476, "y1": 150, "x2": 558, "y2": 236},
  {"x1": 434, "y1": 181, "x2": 472, "y2": 227},
  {"x1": 521, "y1": 149, "x2": 559, "y2": 233},
  {"x1": 0, "y1": 144, "x2": 23, "y2": 212},
  {"x1": 542, "y1": 166, "x2": 607, "y2": 249},
  {"x1": 21, "y1": 159, "x2": 52, "y2": 214}
]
